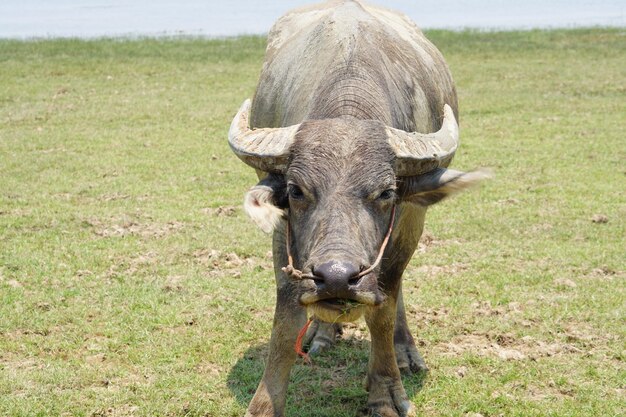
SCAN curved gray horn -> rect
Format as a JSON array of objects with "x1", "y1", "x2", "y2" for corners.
[
  {"x1": 228, "y1": 99, "x2": 300, "y2": 173},
  {"x1": 386, "y1": 104, "x2": 459, "y2": 176}
]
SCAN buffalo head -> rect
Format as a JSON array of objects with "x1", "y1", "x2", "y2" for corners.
[{"x1": 229, "y1": 99, "x2": 489, "y2": 322}]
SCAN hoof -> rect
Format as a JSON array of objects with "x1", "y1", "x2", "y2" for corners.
[
  {"x1": 303, "y1": 320, "x2": 341, "y2": 355},
  {"x1": 395, "y1": 342, "x2": 429, "y2": 374}
]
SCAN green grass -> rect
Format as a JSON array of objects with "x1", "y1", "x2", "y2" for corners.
[{"x1": 0, "y1": 29, "x2": 624, "y2": 416}]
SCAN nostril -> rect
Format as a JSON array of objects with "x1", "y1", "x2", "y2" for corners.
[
  {"x1": 347, "y1": 275, "x2": 361, "y2": 286},
  {"x1": 349, "y1": 266, "x2": 366, "y2": 285},
  {"x1": 312, "y1": 275, "x2": 325, "y2": 285},
  {"x1": 309, "y1": 267, "x2": 325, "y2": 287}
]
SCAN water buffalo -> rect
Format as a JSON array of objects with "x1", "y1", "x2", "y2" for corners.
[{"x1": 228, "y1": 1, "x2": 488, "y2": 415}]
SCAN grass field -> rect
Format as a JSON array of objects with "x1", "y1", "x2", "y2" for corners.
[{"x1": 0, "y1": 28, "x2": 624, "y2": 417}]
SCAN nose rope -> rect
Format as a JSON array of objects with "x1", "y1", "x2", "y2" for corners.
[
  {"x1": 281, "y1": 205, "x2": 396, "y2": 280},
  {"x1": 356, "y1": 204, "x2": 397, "y2": 278},
  {"x1": 281, "y1": 220, "x2": 316, "y2": 280},
  {"x1": 285, "y1": 205, "x2": 396, "y2": 362}
]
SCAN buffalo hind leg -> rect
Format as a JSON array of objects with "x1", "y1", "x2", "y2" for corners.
[
  {"x1": 360, "y1": 296, "x2": 416, "y2": 417},
  {"x1": 303, "y1": 320, "x2": 342, "y2": 355},
  {"x1": 394, "y1": 284, "x2": 428, "y2": 374}
]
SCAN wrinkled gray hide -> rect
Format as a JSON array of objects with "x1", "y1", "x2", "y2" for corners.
[{"x1": 227, "y1": 1, "x2": 488, "y2": 416}]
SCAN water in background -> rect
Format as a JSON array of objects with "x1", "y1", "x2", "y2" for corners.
[{"x1": 1, "y1": 0, "x2": 624, "y2": 39}]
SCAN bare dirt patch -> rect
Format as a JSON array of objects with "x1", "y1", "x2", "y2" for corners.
[
  {"x1": 415, "y1": 263, "x2": 469, "y2": 277},
  {"x1": 590, "y1": 214, "x2": 609, "y2": 224},
  {"x1": 103, "y1": 251, "x2": 158, "y2": 280},
  {"x1": 409, "y1": 305, "x2": 450, "y2": 326},
  {"x1": 201, "y1": 205, "x2": 238, "y2": 217},
  {"x1": 491, "y1": 380, "x2": 576, "y2": 403},
  {"x1": 553, "y1": 278, "x2": 577, "y2": 288},
  {"x1": 0, "y1": 353, "x2": 43, "y2": 373},
  {"x1": 162, "y1": 275, "x2": 186, "y2": 292},
  {"x1": 191, "y1": 248, "x2": 271, "y2": 277},
  {"x1": 416, "y1": 231, "x2": 465, "y2": 254},
  {"x1": 84, "y1": 216, "x2": 183, "y2": 238},
  {"x1": 340, "y1": 322, "x2": 369, "y2": 344},
  {"x1": 435, "y1": 331, "x2": 586, "y2": 361},
  {"x1": 195, "y1": 361, "x2": 224, "y2": 377},
  {"x1": 6, "y1": 279, "x2": 24, "y2": 288},
  {"x1": 90, "y1": 404, "x2": 139, "y2": 417},
  {"x1": 98, "y1": 193, "x2": 130, "y2": 202},
  {"x1": 584, "y1": 266, "x2": 625, "y2": 281},
  {"x1": 495, "y1": 197, "x2": 521, "y2": 206}
]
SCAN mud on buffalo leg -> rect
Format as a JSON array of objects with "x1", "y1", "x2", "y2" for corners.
[{"x1": 394, "y1": 284, "x2": 428, "y2": 373}]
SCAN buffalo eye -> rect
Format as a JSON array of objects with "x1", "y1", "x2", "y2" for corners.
[
  {"x1": 288, "y1": 183, "x2": 305, "y2": 200},
  {"x1": 377, "y1": 189, "x2": 396, "y2": 201}
]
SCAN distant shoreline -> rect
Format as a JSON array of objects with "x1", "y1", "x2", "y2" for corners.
[
  {"x1": 0, "y1": 0, "x2": 624, "y2": 40},
  {"x1": 1, "y1": 26, "x2": 624, "y2": 42}
]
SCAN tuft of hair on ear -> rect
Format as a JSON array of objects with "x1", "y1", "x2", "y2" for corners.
[
  {"x1": 401, "y1": 167, "x2": 494, "y2": 206},
  {"x1": 243, "y1": 185, "x2": 286, "y2": 234},
  {"x1": 439, "y1": 167, "x2": 494, "y2": 196}
]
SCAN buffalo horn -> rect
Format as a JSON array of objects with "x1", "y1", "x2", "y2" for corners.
[
  {"x1": 386, "y1": 104, "x2": 459, "y2": 176},
  {"x1": 228, "y1": 99, "x2": 300, "y2": 173}
]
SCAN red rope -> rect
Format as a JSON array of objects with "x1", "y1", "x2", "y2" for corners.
[
  {"x1": 289, "y1": 206, "x2": 397, "y2": 363},
  {"x1": 295, "y1": 318, "x2": 313, "y2": 364}
]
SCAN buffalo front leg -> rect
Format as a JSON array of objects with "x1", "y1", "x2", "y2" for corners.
[
  {"x1": 245, "y1": 282, "x2": 307, "y2": 417},
  {"x1": 394, "y1": 285, "x2": 428, "y2": 374},
  {"x1": 361, "y1": 298, "x2": 416, "y2": 417}
]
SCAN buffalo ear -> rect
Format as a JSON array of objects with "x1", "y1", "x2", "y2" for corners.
[
  {"x1": 243, "y1": 174, "x2": 288, "y2": 233},
  {"x1": 399, "y1": 168, "x2": 492, "y2": 206}
]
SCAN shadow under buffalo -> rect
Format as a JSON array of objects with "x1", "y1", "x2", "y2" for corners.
[{"x1": 227, "y1": 334, "x2": 427, "y2": 416}]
